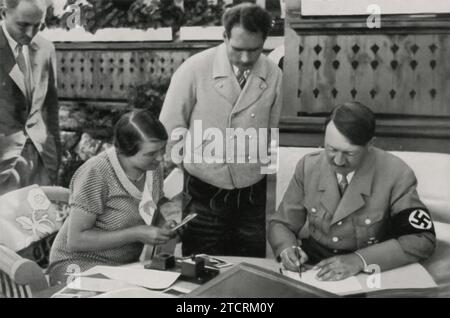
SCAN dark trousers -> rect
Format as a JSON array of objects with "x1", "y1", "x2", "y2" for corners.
[{"x1": 181, "y1": 172, "x2": 267, "y2": 258}]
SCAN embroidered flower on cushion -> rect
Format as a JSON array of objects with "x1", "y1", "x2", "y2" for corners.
[
  {"x1": 15, "y1": 188, "x2": 57, "y2": 241},
  {"x1": 15, "y1": 211, "x2": 56, "y2": 241}
]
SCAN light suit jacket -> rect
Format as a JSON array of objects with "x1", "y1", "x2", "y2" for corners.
[
  {"x1": 0, "y1": 27, "x2": 60, "y2": 189},
  {"x1": 160, "y1": 43, "x2": 283, "y2": 189},
  {"x1": 269, "y1": 148, "x2": 436, "y2": 271}
]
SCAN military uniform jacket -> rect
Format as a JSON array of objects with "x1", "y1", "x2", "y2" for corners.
[{"x1": 269, "y1": 147, "x2": 436, "y2": 271}]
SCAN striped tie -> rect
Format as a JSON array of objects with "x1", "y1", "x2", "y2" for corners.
[
  {"x1": 338, "y1": 174, "x2": 349, "y2": 197},
  {"x1": 16, "y1": 45, "x2": 33, "y2": 107},
  {"x1": 236, "y1": 68, "x2": 248, "y2": 89}
]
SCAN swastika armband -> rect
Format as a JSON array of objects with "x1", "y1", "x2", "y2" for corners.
[{"x1": 390, "y1": 208, "x2": 435, "y2": 237}]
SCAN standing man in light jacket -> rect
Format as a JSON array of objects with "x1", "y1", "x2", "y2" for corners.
[
  {"x1": 0, "y1": 0, "x2": 60, "y2": 196},
  {"x1": 160, "y1": 3, "x2": 283, "y2": 257}
]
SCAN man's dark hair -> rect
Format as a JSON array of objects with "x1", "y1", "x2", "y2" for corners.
[
  {"x1": 222, "y1": 3, "x2": 272, "y2": 40},
  {"x1": 114, "y1": 109, "x2": 168, "y2": 157},
  {"x1": 325, "y1": 102, "x2": 376, "y2": 146}
]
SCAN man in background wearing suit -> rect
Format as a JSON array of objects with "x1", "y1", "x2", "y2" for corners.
[
  {"x1": 160, "y1": 3, "x2": 282, "y2": 257},
  {"x1": 0, "y1": 0, "x2": 60, "y2": 196},
  {"x1": 269, "y1": 102, "x2": 436, "y2": 281}
]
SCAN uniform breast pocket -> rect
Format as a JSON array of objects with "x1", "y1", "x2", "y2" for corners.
[
  {"x1": 305, "y1": 202, "x2": 327, "y2": 237},
  {"x1": 354, "y1": 212, "x2": 387, "y2": 248}
]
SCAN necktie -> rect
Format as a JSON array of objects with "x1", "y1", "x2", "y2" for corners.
[
  {"x1": 16, "y1": 45, "x2": 33, "y2": 107},
  {"x1": 338, "y1": 174, "x2": 349, "y2": 196},
  {"x1": 236, "y1": 68, "x2": 247, "y2": 89}
]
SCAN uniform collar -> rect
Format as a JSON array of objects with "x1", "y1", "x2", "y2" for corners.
[{"x1": 212, "y1": 43, "x2": 268, "y2": 80}]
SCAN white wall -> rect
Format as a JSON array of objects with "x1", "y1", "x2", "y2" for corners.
[{"x1": 301, "y1": 0, "x2": 450, "y2": 16}]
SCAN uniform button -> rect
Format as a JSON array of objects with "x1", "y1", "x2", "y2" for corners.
[
  {"x1": 247, "y1": 156, "x2": 251, "y2": 160},
  {"x1": 365, "y1": 218, "x2": 372, "y2": 225},
  {"x1": 333, "y1": 249, "x2": 339, "y2": 254},
  {"x1": 311, "y1": 208, "x2": 317, "y2": 213},
  {"x1": 337, "y1": 221, "x2": 343, "y2": 226},
  {"x1": 251, "y1": 113, "x2": 255, "y2": 118},
  {"x1": 332, "y1": 237, "x2": 339, "y2": 243}
]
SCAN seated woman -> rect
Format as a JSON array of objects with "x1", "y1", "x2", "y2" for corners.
[{"x1": 48, "y1": 110, "x2": 177, "y2": 285}]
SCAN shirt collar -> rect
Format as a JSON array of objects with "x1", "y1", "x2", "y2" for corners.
[
  {"x1": 337, "y1": 171, "x2": 355, "y2": 184},
  {"x1": 232, "y1": 65, "x2": 251, "y2": 78},
  {"x1": 106, "y1": 147, "x2": 144, "y2": 200},
  {"x1": 1, "y1": 21, "x2": 39, "y2": 54},
  {"x1": 1, "y1": 22, "x2": 19, "y2": 55}
]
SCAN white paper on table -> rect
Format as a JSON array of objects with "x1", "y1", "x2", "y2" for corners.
[
  {"x1": 163, "y1": 168, "x2": 183, "y2": 200},
  {"x1": 360, "y1": 263, "x2": 436, "y2": 292},
  {"x1": 67, "y1": 277, "x2": 135, "y2": 293},
  {"x1": 79, "y1": 266, "x2": 180, "y2": 290},
  {"x1": 282, "y1": 269, "x2": 363, "y2": 295},
  {"x1": 282, "y1": 262, "x2": 436, "y2": 296},
  {"x1": 94, "y1": 287, "x2": 176, "y2": 298}
]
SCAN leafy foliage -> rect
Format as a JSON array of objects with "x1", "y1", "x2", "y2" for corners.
[{"x1": 46, "y1": 0, "x2": 228, "y2": 34}]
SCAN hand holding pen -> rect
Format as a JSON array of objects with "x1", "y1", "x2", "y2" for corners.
[
  {"x1": 294, "y1": 245, "x2": 304, "y2": 278},
  {"x1": 280, "y1": 245, "x2": 309, "y2": 275}
]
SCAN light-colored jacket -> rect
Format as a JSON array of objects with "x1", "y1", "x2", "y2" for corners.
[
  {"x1": 160, "y1": 43, "x2": 282, "y2": 189},
  {"x1": 0, "y1": 27, "x2": 60, "y2": 191}
]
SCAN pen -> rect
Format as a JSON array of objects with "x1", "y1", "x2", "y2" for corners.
[{"x1": 295, "y1": 244, "x2": 303, "y2": 278}]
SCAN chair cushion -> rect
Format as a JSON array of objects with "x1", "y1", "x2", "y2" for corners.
[
  {"x1": 0, "y1": 271, "x2": 32, "y2": 298},
  {"x1": 0, "y1": 185, "x2": 67, "y2": 252}
]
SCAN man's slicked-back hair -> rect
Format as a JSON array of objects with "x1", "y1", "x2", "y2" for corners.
[
  {"x1": 114, "y1": 109, "x2": 168, "y2": 157},
  {"x1": 222, "y1": 3, "x2": 272, "y2": 40},
  {"x1": 325, "y1": 102, "x2": 376, "y2": 146}
]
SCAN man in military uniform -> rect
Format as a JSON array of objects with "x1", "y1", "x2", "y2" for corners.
[{"x1": 268, "y1": 102, "x2": 436, "y2": 281}]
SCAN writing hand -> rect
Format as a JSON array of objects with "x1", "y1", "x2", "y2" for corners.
[{"x1": 280, "y1": 245, "x2": 309, "y2": 273}]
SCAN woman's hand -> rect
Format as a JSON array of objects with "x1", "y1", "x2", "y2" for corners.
[
  {"x1": 162, "y1": 220, "x2": 178, "y2": 231},
  {"x1": 136, "y1": 225, "x2": 174, "y2": 245}
]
